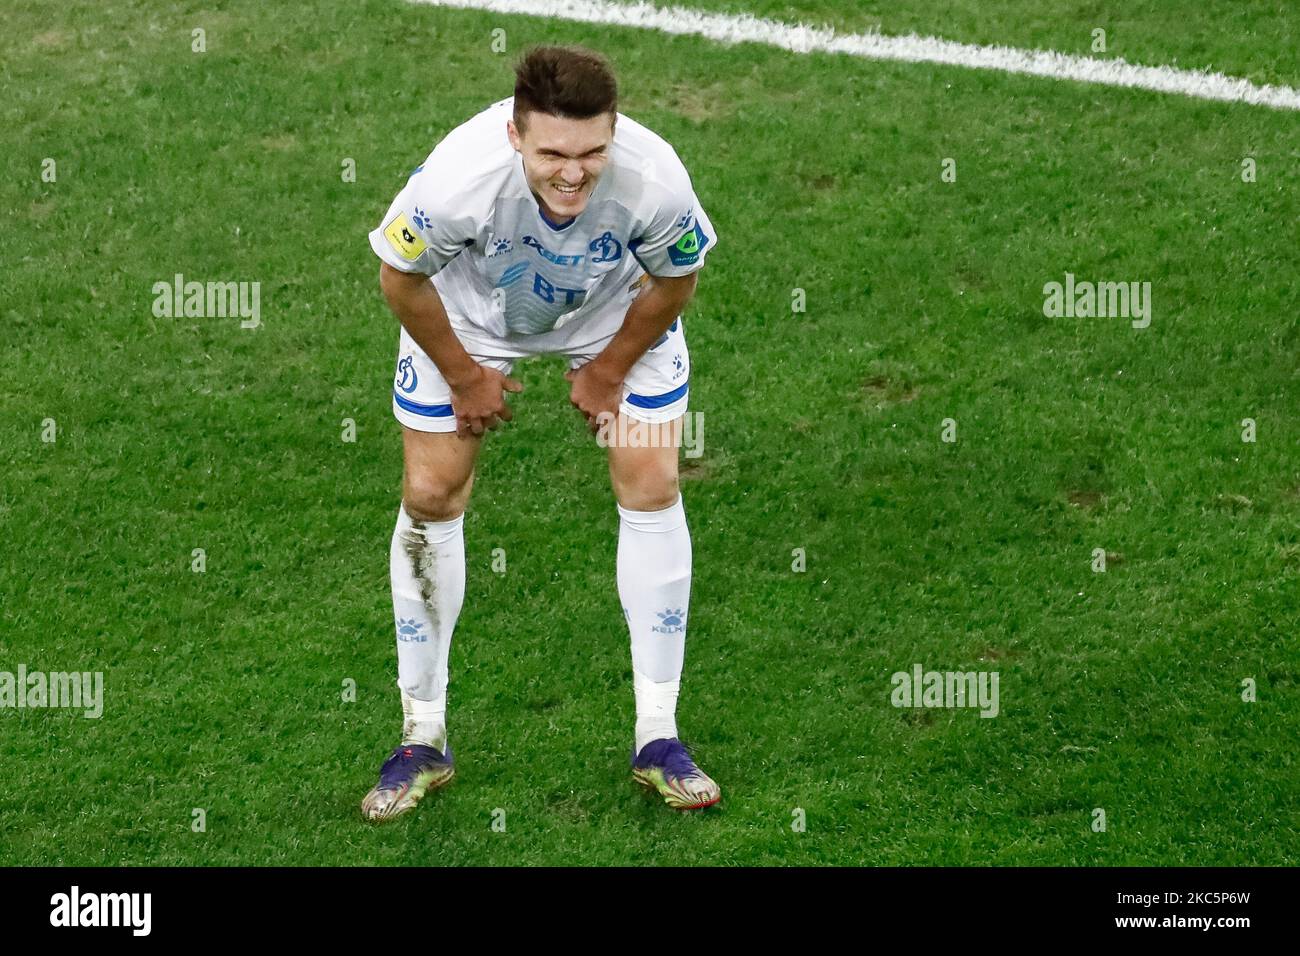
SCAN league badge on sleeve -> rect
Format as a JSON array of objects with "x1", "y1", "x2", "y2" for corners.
[
  {"x1": 384, "y1": 213, "x2": 428, "y2": 261},
  {"x1": 667, "y1": 221, "x2": 709, "y2": 267}
]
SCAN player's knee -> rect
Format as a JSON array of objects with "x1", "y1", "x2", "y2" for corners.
[
  {"x1": 613, "y1": 463, "x2": 680, "y2": 512},
  {"x1": 404, "y1": 471, "x2": 472, "y2": 522}
]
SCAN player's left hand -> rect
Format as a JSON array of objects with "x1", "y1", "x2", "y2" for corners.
[{"x1": 565, "y1": 362, "x2": 625, "y2": 434}]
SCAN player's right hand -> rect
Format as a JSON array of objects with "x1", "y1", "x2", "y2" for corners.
[{"x1": 449, "y1": 364, "x2": 523, "y2": 437}]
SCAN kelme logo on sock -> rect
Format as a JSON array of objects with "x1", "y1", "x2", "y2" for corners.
[
  {"x1": 652, "y1": 608, "x2": 686, "y2": 634},
  {"x1": 396, "y1": 618, "x2": 427, "y2": 643}
]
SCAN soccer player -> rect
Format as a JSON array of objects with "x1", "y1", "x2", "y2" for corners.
[{"x1": 360, "y1": 46, "x2": 721, "y2": 820}]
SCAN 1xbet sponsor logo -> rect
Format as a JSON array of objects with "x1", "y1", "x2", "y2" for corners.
[
  {"x1": 518, "y1": 231, "x2": 624, "y2": 267},
  {"x1": 523, "y1": 234, "x2": 583, "y2": 266}
]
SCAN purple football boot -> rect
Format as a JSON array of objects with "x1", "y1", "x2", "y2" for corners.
[
  {"x1": 632, "y1": 738, "x2": 721, "y2": 810},
  {"x1": 361, "y1": 744, "x2": 455, "y2": 821}
]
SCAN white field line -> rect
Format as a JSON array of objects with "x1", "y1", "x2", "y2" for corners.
[{"x1": 408, "y1": 0, "x2": 1300, "y2": 111}]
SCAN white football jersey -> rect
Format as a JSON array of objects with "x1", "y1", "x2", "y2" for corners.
[{"x1": 369, "y1": 97, "x2": 718, "y2": 340}]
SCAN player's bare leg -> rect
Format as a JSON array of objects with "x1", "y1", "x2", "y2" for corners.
[
  {"x1": 362, "y1": 427, "x2": 480, "y2": 822},
  {"x1": 608, "y1": 415, "x2": 720, "y2": 810},
  {"x1": 402, "y1": 424, "x2": 481, "y2": 522}
]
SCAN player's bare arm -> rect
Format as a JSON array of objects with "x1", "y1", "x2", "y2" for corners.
[
  {"x1": 566, "y1": 272, "x2": 699, "y2": 430},
  {"x1": 379, "y1": 262, "x2": 523, "y2": 437}
]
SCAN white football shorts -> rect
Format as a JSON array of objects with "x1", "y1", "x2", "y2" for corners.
[{"x1": 391, "y1": 304, "x2": 691, "y2": 433}]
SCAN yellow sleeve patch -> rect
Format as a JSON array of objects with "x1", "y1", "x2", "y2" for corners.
[{"x1": 384, "y1": 214, "x2": 428, "y2": 261}]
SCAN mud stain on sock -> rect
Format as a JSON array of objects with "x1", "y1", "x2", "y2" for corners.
[{"x1": 403, "y1": 522, "x2": 440, "y2": 633}]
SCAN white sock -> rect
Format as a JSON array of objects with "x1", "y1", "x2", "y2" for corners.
[
  {"x1": 401, "y1": 687, "x2": 447, "y2": 751},
  {"x1": 390, "y1": 504, "x2": 464, "y2": 752},
  {"x1": 633, "y1": 672, "x2": 680, "y2": 754},
  {"x1": 617, "y1": 496, "x2": 691, "y2": 754}
]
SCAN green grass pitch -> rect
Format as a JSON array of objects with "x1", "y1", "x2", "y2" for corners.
[{"x1": 1, "y1": 0, "x2": 1297, "y2": 865}]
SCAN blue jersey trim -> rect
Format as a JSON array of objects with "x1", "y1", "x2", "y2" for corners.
[
  {"x1": 625, "y1": 380, "x2": 689, "y2": 409},
  {"x1": 538, "y1": 205, "x2": 577, "y2": 231},
  {"x1": 393, "y1": 391, "x2": 454, "y2": 417},
  {"x1": 627, "y1": 237, "x2": 649, "y2": 273}
]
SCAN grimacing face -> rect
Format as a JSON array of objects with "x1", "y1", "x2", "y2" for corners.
[{"x1": 507, "y1": 110, "x2": 615, "y2": 221}]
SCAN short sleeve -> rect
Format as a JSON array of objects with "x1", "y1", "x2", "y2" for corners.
[
  {"x1": 368, "y1": 166, "x2": 474, "y2": 276},
  {"x1": 629, "y1": 163, "x2": 718, "y2": 278}
]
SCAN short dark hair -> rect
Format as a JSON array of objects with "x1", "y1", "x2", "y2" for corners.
[{"x1": 513, "y1": 45, "x2": 617, "y2": 133}]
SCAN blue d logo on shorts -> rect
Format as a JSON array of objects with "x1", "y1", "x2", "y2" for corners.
[{"x1": 396, "y1": 355, "x2": 418, "y2": 393}]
